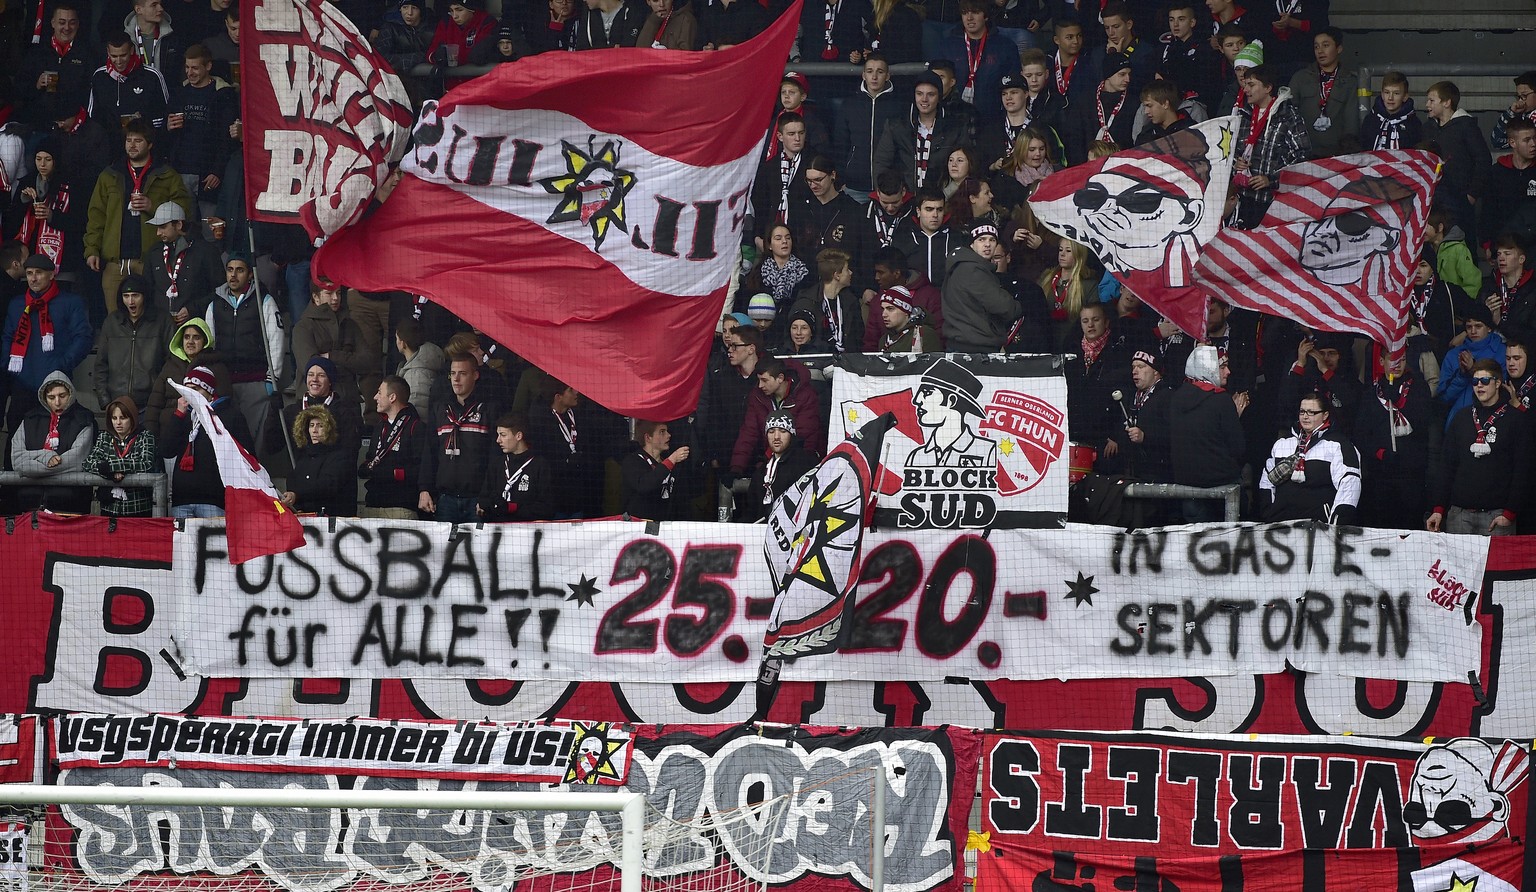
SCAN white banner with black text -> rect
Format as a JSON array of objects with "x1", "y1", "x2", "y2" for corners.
[{"x1": 169, "y1": 518, "x2": 1487, "y2": 684}]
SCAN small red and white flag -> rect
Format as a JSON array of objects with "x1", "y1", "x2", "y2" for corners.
[
  {"x1": 1194, "y1": 150, "x2": 1440, "y2": 355},
  {"x1": 313, "y1": 9, "x2": 800, "y2": 420},
  {"x1": 1028, "y1": 116, "x2": 1238, "y2": 337},
  {"x1": 168, "y1": 379, "x2": 307, "y2": 565}
]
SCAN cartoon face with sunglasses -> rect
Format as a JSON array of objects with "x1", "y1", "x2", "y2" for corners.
[
  {"x1": 1298, "y1": 175, "x2": 1412, "y2": 288},
  {"x1": 1405, "y1": 738, "x2": 1527, "y2": 845},
  {"x1": 1071, "y1": 162, "x2": 1205, "y2": 285}
]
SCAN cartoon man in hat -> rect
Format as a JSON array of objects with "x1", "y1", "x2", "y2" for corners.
[
  {"x1": 907, "y1": 359, "x2": 997, "y2": 468},
  {"x1": 1406, "y1": 737, "x2": 1529, "y2": 847},
  {"x1": 1299, "y1": 173, "x2": 1414, "y2": 291},
  {"x1": 1071, "y1": 150, "x2": 1207, "y2": 287}
]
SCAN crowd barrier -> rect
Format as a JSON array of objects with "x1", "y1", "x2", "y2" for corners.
[{"x1": 0, "y1": 472, "x2": 169, "y2": 517}]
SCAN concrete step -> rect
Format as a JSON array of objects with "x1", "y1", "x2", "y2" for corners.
[{"x1": 1332, "y1": 0, "x2": 1536, "y2": 31}]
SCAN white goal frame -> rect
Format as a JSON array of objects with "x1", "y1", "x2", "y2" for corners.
[{"x1": 0, "y1": 783, "x2": 647, "y2": 892}]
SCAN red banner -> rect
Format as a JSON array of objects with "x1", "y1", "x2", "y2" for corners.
[
  {"x1": 311, "y1": 13, "x2": 799, "y2": 420},
  {"x1": 979, "y1": 731, "x2": 1530, "y2": 892},
  {"x1": 241, "y1": 0, "x2": 413, "y2": 238},
  {"x1": 3, "y1": 515, "x2": 1536, "y2": 737}
]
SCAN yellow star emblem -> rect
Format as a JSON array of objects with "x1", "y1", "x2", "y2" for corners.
[
  {"x1": 1446, "y1": 875, "x2": 1478, "y2": 892},
  {"x1": 998, "y1": 437, "x2": 1015, "y2": 456}
]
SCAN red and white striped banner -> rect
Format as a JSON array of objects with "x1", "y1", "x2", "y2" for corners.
[
  {"x1": 1194, "y1": 150, "x2": 1440, "y2": 354},
  {"x1": 313, "y1": 12, "x2": 799, "y2": 420},
  {"x1": 1029, "y1": 117, "x2": 1238, "y2": 337}
]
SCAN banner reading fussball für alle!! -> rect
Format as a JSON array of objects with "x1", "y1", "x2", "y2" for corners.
[
  {"x1": 167, "y1": 519, "x2": 1486, "y2": 685},
  {"x1": 831, "y1": 354, "x2": 1068, "y2": 529},
  {"x1": 979, "y1": 731, "x2": 1531, "y2": 892},
  {"x1": 3, "y1": 515, "x2": 1526, "y2": 734},
  {"x1": 44, "y1": 722, "x2": 977, "y2": 892}
]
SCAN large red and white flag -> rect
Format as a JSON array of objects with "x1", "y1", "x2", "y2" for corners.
[
  {"x1": 1195, "y1": 150, "x2": 1441, "y2": 354},
  {"x1": 1028, "y1": 116, "x2": 1238, "y2": 337},
  {"x1": 242, "y1": 0, "x2": 414, "y2": 238},
  {"x1": 168, "y1": 379, "x2": 307, "y2": 565},
  {"x1": 313, "y1": 13, "x2": 799, "y2": 420}
]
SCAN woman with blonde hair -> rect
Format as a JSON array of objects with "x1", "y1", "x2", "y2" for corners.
[
  {"x1": 282, "y1": 405, "x2": 356, "y2": 516},
  {"x1": 1087, "y1": 139, "x2": 1120, "y2": 161},
  {"x1": 990, "y1": 127, "x2": 1057, "y2": 214},
  {"x1": 1002, "y1": 128, "x2": 1056, "y2": 190},
  {"x1": 1037, "y1": 240, "x2": 1098, "y2": 345},
  {"x1": 866, "y1": 0, "x2": 921, "y2": 62}
]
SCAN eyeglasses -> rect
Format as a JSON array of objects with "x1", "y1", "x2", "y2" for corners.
[
  {"x1": 805, "y1": 175, "x2": 830, "y2": 185},
  {"x1": 1471, "y1": 376, "x2": 1499, "y2": 385},
  {"x1": 1327, "y1": 210, "x2": 1381, "y2": 236},
  {"x1": 1073, "y1": 182, "x2": 1171, "y2": 215},
  {"x1": 1403, "y1": 799, "x2": 1493, "y2": 831},
  {"x1": 727, "y1": 343, "x2": 749, "y2": 351},
  {"x1": 1298, "y1": 408, "x2": 1326, "y2": 416}
]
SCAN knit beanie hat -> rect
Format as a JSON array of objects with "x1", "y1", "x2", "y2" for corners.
[
  {"x1": 788, "y1": 308, "x2": 819, "y2": 332},
  {"x1": 747, "y1": 293, "x2": 778, "y2": 321},
  {"x1": 1233, "y1": 40, "x2": 1264, "y2": 71},
  {"x1": 303, "y1": 355, "x2": 339, "y2": 384},
  {"x1": 184, "y1": 366, "x2": 217, "y2": 395},
  {"x1": 880, "y1": 285, "x2": 916, "y2": 316},
  {"x1": 765, "y1": 411, "x2": 797, "y2": 435}
]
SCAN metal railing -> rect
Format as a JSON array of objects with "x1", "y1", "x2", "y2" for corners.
[
  {"x1": 1123, "y1": 483, "x2": 1242, "y2": 523},
  {"x1": 0, "y1": 471, "x2": 169, "y2": 517},
  {"x1": 407, "y1": 60, "x2": 929, "y2": 79}
]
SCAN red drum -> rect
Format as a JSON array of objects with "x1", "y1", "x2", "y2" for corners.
[{"x1": 1068, "y1": 442, "x2": 1098, "y2": 484}]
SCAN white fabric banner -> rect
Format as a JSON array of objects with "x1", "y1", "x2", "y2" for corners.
[
  {"x1": 405, "y1": 102, "x2": 758, "y2": 298},
  {"x1": 171, "y1": 519, "x2": 1487, "y2": 684}
]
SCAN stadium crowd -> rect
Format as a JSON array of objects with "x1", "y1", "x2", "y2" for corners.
[{"x1": 0, "y1": 0, "x2": 1532, "y2": 532}]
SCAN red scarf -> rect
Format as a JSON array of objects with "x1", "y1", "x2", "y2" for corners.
[
  {"x1": 1095, "y1": 87, "x2": 1127, "y2": 141},
  {"x1": 1318, "y1": 67, "x2": 1337, "y2": 109},
  {"x1": 16, "y1": 184, "x2": 68, "y2": 268},
  {"x1": 51, "y1": 37, "x2": 73, "y2": 60},
  {"x1": 964, "y1": 32, "x2": 987, "y2": 92},
  {"x1": 1049, "y1": 269, "x2": 1070, "y2": 321},
  {"x1": 106, "y1": 53, "x2": 142, "y2": 83},
  {"x1": 1292, "y1": 420, "x2": 1329, "y2": 476},
  {"x1": 162, "y1": 241, "x2": 187, "y2": 304},
  {"x1": 1054, "y1": 51, "x2": 1076, "y2": 95},
  {"x1": 1080, "y1": 331, "x2": 1108, "y2": 368},
  {"x1": 9, "y1": 281, "x2": 60, "y2": 373},
  {"x1": 45, "y1": 413, "x2": 61, "y2": 452},
  {"x1": 1244, "y1": 99, "x2": 1273, "y2": 153}
]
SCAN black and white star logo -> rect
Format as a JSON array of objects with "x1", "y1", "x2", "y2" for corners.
[
  {"x1": 566, "y1": 575, "x2": 601, "y2": 607},
  {"x1": 1064, "y1": 572, "x2": 1098, "y2": 608},
  {"x1": 539, "y1": 137, "x2": 636, "y2": 250}
]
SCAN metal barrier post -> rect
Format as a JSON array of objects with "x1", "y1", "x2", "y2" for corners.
[{"x1": 0, "y1": 471, "x2": 170, "y2": 517}]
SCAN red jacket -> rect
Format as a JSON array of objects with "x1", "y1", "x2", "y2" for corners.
[
  {"x1": 862, "y1": 273, "x2": 944, "y2": 351},
  {"x1": 428, "y1": 11, "x2": 498, "y2": 81},
  {"x1": 730, "y1": 359, "x2": 825, "y2": 473}
]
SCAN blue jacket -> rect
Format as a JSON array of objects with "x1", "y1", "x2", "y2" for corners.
[
  {"x1": 4, "y1": 287, "x2": 93, "y2": 396},
  {"x1": 938, "y1": 28, "x2": 1019, "y2": 123},
  {"x1": 1437, "y1": 331, "x2": 1507, "y2": 428}
]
